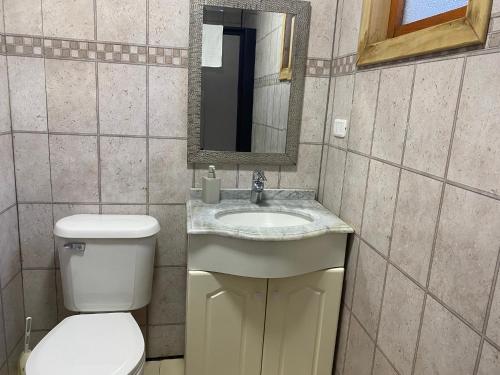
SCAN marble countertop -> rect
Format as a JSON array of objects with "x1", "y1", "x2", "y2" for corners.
[{"x1": 187, "y1": 189, "x2": 354, "y2": 241}]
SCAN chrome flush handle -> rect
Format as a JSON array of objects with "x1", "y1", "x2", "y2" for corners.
[{"x1": 63, "y1": 243, "x2": 86, "y2": 254}]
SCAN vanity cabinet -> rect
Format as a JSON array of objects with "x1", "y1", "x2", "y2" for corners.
[{"x1": 185, "y1": 268, "x2": 344, "y2": 375}]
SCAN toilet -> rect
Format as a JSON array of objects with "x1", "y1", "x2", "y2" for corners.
[{"x1": 26, "y1": 214, "x2": 161, "y2": 375}]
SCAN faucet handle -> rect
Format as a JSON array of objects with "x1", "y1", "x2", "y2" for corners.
[{"x1": 253, "y1": 169, "x2": 267, "y2": 182}]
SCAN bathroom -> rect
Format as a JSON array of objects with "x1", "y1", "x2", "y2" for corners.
[{"x1": 0, "y1": 0, "x2": 499, "y2": 374}]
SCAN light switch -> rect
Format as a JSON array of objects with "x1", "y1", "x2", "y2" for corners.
[{"x1": 333, "y1": 119, "x2": 347, "y2": 138}]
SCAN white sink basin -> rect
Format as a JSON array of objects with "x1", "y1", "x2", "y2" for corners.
[
  {"x1": 216, "y1": 210, "x2": 313, "y2": 228},
  {"x1": 187, "y1": 195, "x2": 354, "y2": 278}
]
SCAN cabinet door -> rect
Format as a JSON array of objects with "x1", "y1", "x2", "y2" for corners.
[
  {"x1": 261, "y1": 268, "x2": 344, "y2": 375},
  {"x1": 185, "y1": 271, "x2": 267, "y2": 375}
]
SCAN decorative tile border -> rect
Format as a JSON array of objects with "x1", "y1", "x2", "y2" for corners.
[
  {"x1": 254, "y1": 73, "x2": 282, "y2": 88},
  {"x1": 306, "y1": 58, "x2": 331, "y2": 77},
  {"x1": 332, "y1": 54, "x2": 357, "y2": 76},
  {"x1": 0, "y1": 33, "x2": 188, "y2": 67},
  {"x1": 489, "y1": 31, "x2": 500, "y2": 49}
]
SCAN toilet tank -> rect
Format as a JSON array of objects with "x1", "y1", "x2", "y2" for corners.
[{"x1": 54, "y1": 214, "x2": 161, "y2": 312}]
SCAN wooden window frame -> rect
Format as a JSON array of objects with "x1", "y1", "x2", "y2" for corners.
[{"x1": 357, "y1": 0, "x2": 492, "y2": 66}]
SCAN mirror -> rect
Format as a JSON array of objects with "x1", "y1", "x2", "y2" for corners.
[{"x1": 188, "y1": 0, "x2": 311, "y2": 165}]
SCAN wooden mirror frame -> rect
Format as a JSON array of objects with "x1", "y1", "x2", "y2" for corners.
[{"x1": 357, "y1": 0, "x2": 493, "y2": 66}]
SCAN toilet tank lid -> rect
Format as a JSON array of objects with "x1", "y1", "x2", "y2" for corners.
[{"x1": 54, "y1": 214, "x2": 161, "y2": 239}]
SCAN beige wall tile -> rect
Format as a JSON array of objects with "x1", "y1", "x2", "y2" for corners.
[
  {"x1": 340, "y1": 152, "x2": 369, "y2": 232},
  {"x1": 493, "y1": 0, "x2": 500, "y2": 13},
  {"x1": 300, "y1": 77, "x2": 329, "y2": 143},
  {"x1": 3, "y1": 0, "x2": 42, "y2": 35},
  {"x1": 149, "y1": 205, "x2": 186, "y2": 266},
  {"x1": 0, "y1": 2, "x2": 4, "y2": 33},
  {"x1": 149, "y1": 66, "x2": 188, "y2": 138},
  {"x1": 148, "y1": 267, "x2": 186, "y2": 325},
  {"x1": 13, "y1": 133, "x2": 52, "y2": 202},
  {"x1": 361, "y1": 160, "x2": 399, "y2": 255},
  {"x1": 477, "y1": 342, "x2": 500, "y2": 375},
  {"x1": 42, "y1": 0, "x2": 95, "y2": 39},
  {"x1": 0, "y1": 58, "x2": 10, "y2": 134},
  {"x1": 378, "y1": 266, "x2": 424, "y2": 375},
  {"x1": 414, "y1": 296, "x2": 480, "y2": 375},
  {"x1": 149, "y1": 0, "x2": 189, "y2": 47},
  {"x1": 390, "y1": 171, "x2": 441, "y2": 284},
  {"x1": 352, "y1": 242, "x2": 386, "y2": 338},
  {"x1": 99, "y1": 63, "x2": 146, "y2": 136},
  {"x1": 100, "y1": 137, "x2": 147, "y2": 203},
  {"x1": 49, "y1": 135, "x2": 99, "y2": 202},
  {"x1": 348, "y1": 70, "x2": 379, "y2": 155},
  {"x1": 149, "y1": 139, "x2": 192, "y2": 203},
  {"x1": 0, "y1": 135, "x2": 15, "y2": 212},
  {"x1": 237, "y1": 165, "x2": 279, "y2": 189},
  {"x1": 308, "y1": 0, "x2": 337, "y2": 58},
  {"x1": 337, "y1": 0, "x2": 363, "y2": 56},
  {"x1": 343, "y1": 317, "x2": 374, "y2": 375},
  {"x1": 487, "y1": 275, "x2": 500, "y2": 346},
  {"x1": 328, "y1": 75, "x2": 354, "y2": 149},
  {"x1": 52, "y1": 204, "x2": 99, "y2": 222},
  {"x1": 322, "y1": 147, "x2": 346, "y2": 215},
  {"x1": 372, "y1": 350, "x2": 398, "y2": 375},
  {"x1": 46, "y1": 59, "x2": 97, "y2": 133},
  {"x1": 96, "y1": 0, "x2": 146, "y2": 43},
  {"x1": 101, "y1": 205, "x2": 147, "y2": 214},
  {"x1": 448, "y1": 52, "x2": 500, "y2": 195},
  {"x1": 7, "y1": 56, "x2": 47, "y2": 132},
  {"x1": 429, "y1": 185, "x2": 500, "y2": 329},
  {"x1": 22, "y1": 270, "x2": 57, "y2": 330},
  {"x1": 404, "y1": 58, "x2": 463, "y2": 177},
  {"x1": 0, "y1": 298, "x2": 6, "y2": 368},
  {"x1": 18, "y1": 204, "x2": 55, "y2": 269},
  {"x1": 0, "y1": 207, "x2": 20, "y2": 287},
  {"x1": 2, "y1": 273, "x2": 24, "y2": 353},
  {"x1": 372, "y1": 65, "x2": 414, "y2": 164},
  {"x1": 147, "y1": 324, "x2": 185, "y2": 358},
  {"x1": 280, "y1": 144, "x2": 322, "y2": 190}
]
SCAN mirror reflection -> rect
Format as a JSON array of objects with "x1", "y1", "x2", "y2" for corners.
[{"x1": 201, "y1": 6, "x2": 295, "y2": 154}]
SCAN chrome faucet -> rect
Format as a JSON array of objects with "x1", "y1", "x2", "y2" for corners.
[{"x1": 250, "y1": 170, "x2": 266, "y2": 204}]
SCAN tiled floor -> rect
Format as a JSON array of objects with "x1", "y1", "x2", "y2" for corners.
[{"x1": 144, "y1": 359, "x2": 185, "y2": 375}]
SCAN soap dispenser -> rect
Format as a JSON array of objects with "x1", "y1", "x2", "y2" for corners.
[{"x1": 202, "y1": 165, "x2": 221, "y2": 204}]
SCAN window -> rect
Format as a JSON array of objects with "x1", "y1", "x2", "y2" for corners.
[
  {"x1": 357, "y1": 0, "x2": 492, "y2": 66},
  {"x1": 388, "y1": 0, "x2": 469, "y2": 37}
]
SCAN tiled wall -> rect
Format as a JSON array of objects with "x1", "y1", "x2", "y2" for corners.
[
  {"x1": 0, "y1": 6, "x2": 26, "y2": 374},
  {"x1": 0, "y1": 0, "x2": 338, "y2": 361},
  {"x1": 319, "y1": 0, "x2": 500, "y2": 374}
]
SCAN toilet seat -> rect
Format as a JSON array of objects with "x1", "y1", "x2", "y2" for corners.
[{"x1": 26, "y1": 312, "x2": 145, "y2": 375}]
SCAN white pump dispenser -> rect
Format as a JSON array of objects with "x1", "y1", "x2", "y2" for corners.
[{"x1": 202, "y1": 165, "x2": 221, "y2": 204}]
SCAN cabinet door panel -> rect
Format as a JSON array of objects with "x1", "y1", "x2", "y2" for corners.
[
  {"x1": 185, "y1": 271, "x2": 267, "y2": 375},
  {"x1": 261, "y1": 269, "x2": 344, "y2": 375}
]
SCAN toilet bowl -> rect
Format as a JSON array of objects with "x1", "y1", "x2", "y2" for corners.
[
  {"x1": 27, "y1": 313, "x2": 145, "y2": 375},
  {"x1": 26, "y1": 215, "x2": 160, "y2": 375}
]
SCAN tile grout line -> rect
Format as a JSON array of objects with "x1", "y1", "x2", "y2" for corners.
[
  {"x1": 410, "y1": 55, "x2": 468, "y2": 375},
  {"x1": 316, "y1": 1, "x2": 340, "y2": 201},
  {"x1": 473, "y1": 246, "x2": 500, "y2": 374},
  {"x1": 328, "y1": 143, "x2": 500, "y2": 202},
  {"x1": 96, "y1": 62, "x2": 102, "y2": 213},
  {"x1": 350, "y1": 68, "x2": 382, "y2": 375},
  {"x1": 0, "y1": 0, "x2": 20, "y2": 361},
  {"x1": 39, "y1": 0, "x2": 60, "y2": 326},
  {"x1": 369, "y1": 62, "x2": 417, "y2": 375}
]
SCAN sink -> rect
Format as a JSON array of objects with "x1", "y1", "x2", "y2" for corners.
[
  {"x1": 215, "y1": 210, "x2": 313, "y2": 228},
  {"x1": 187, "y1": 190, "x2": 354, "y2": 278}
]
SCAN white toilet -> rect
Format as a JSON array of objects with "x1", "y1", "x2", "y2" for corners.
[{"x1": 26, "y1": 214, "x2": 161, "y2": 375}]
